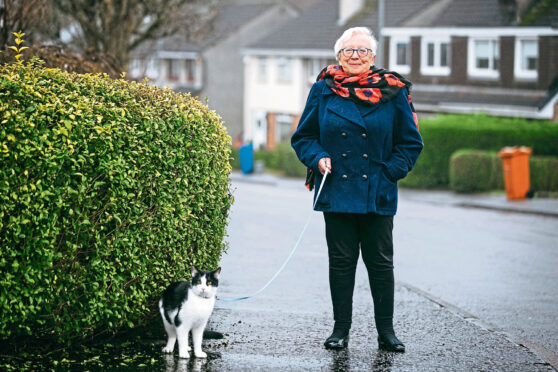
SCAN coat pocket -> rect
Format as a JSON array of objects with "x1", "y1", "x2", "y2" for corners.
[{"x1": 376, "y1": 166, "x2": 397, "y2": 210}]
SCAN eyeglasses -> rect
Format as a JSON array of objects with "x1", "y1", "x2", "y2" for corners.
[{"x1": 339, "y1": 48, "x2": 373, "y2": 58}]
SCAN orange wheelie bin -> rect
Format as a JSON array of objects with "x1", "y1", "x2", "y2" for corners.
[{"x1": 497, "y1": 146, "x2": 532, "y2": 200}]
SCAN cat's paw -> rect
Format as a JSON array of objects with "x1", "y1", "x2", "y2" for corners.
[
  {"x1": 194, "y1": 351, "x2": 207, "y2": 359},
  {"x1": 178, "y1": 351, "x2": 190, "y2": 359},
  {"x1": 187, "y1": 346, "x2": 191, "y2": 352},
  {"x1": 162, "y1": 346, "x2": 174, "y2": 354}
]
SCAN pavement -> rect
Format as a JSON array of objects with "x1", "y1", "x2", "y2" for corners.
[{"x1": 171, "y1": 171, "x2": 557, "y2": 372}]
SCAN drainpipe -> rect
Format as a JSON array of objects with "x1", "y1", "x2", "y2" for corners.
[{"x1": 377, "y1": 0, "x2": 385, "y2": 68}]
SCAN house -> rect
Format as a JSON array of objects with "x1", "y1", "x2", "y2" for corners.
[
  {"x1": 242, "y1": 0, "x2": 558, "y2": 150},
  {"x1": 382, "y1": 0, "x2": 558, "y2": 121},
  {"x1": 128, "y1": 0, "x2": 317, "y2": 146}
]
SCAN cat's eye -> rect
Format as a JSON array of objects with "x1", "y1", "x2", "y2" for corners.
[
  {"x1": 207, "y1": 281, "x2": 212, "y2": 285},
  {"x1": 196, "y1": 280, "x2": 201, "y2": 284}
]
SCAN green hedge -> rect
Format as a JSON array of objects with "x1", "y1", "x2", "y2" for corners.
[
  {"x1": 0, "y1": 62, "x2": 232, "y2": 343},
  {"x1": 401, "y1": 114, "x2": 558, "y2": 188},
  {"x1": 449, "y1": 149, "x2": 495, "y2": 193},
  {"x1": 449, "y1": 149, "x2": 558, "y2": 193},
  {"x1": 530, "y1": 156, "x2": 558, "y2": 192},
  {"x1": 253, "y1": 142, "x2": 306, "y2": 177}
]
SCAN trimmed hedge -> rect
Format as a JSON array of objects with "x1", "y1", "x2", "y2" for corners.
[
  {"x1": 450, "y1": 149, "x2": 495, "y2": 193},
  {"x1": 0, "y1": 62, "x2": 232, "y2": 343},
  {"x1": 253, "y1": 142, "x2": 306, "y2": 177},
  {"x1": 449, "y1": 149, "x2": 558, "y2": 193},
  {"x1": 401, "y1": 114, "x2": 558, "y2": 188}
]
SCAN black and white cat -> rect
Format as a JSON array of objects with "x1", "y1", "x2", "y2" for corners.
[{"x1": 159, "y1": 266, "x2": 221, "y2": 358}]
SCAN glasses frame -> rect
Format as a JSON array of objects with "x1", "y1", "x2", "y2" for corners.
[{"x1": 339, "y1": 48, "x2": 373, "y2": 58}]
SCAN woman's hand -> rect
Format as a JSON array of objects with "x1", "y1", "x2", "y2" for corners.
[{"x1": 319, "y1": 157, "x2": 332, "y2": 175}]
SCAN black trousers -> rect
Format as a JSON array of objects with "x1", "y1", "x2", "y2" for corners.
[{"x1": 323, "y1": 212, "x2": 395, "y2": 335}]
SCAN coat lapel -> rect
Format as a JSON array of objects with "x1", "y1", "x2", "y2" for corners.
[
  {"x1": 356, "y1": 103, "x2": 380, "y2": 118},
  {"x1": 326, "y1": 96, "x2": 366, "y2": 128}
]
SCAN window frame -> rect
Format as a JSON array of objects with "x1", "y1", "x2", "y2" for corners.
[
  {"x1": 276, "y1": 57, "x2": 293, "y2": 83},
  {"x1": 258, "y1": 57, "x2": 268, "y2": 82},
  {"x1": 514, "y1": 37, "x2": 538, "y2": 80},
  {"x1": 420, "y1": 37, "x2": 451, "y2": 76},
  {"x1": 389, "y1": 36, "x2": 411, "y2": 74},
  {"x1": 468, "y1": 37, "x2": 500, "y2": 79}
]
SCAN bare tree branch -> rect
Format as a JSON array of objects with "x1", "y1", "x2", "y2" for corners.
[{"x1": 51, "y1": 0, "x2": 219, "y2": 67}]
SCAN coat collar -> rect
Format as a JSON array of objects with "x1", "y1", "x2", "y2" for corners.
[{"x1": 322, "y1": 83, "x2": 381, "y2": 128}]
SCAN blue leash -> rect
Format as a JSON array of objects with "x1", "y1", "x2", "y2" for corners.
[{"x1": 218, "y1": 169, "x2": 329, "y2": 302}]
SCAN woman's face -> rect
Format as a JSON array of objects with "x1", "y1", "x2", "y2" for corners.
[{"x1": 338, "y1": 33, "x2": 376, "y2": 76}]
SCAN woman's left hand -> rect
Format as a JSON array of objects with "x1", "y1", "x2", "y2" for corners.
[{"x1": 319, "y1": 157, "x2": 332, "y2": 175}]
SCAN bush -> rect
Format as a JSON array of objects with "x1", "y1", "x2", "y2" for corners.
[
  {"x1": 230, "y1": 146, "x2": 240, "y2": 170},
  {"x1": 449, "y1": 149, "x2": 558, "y2": 194},
  {"x1": 401, "y1": 114, "x2": 558, "y2": 189},
  {"x1": 0, "y1": 62, "x2": 232, "y2": 343},
  {"x1": 449, "y1": 149, "x2": 496, "y2": 193},
  {"x1": 253, "y1": 143, "x2": 306, "y2": 177},
  {"x1": 530, "y1": 156, "x2": 558, "y2": 192},
  {"x1": 276, "y1": 142, "x2": 307, "y2": 177}
]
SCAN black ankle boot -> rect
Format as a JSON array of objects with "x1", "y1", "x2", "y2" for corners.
[
  {"x1": 378, "y1": 333, "x2": 405, "y2": 352},
  {"x1": 324, "y1": 328, "x2": 350, "y2": 349}
]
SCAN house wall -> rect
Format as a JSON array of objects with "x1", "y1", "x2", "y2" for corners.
[
  {"x1": 386, "y1": 30, "x2": 556, "y2": 90},
  {"x1": 243, "y1": 55, "x2": 307, "y2": 149},
  {"x1": 539, "y1": 36, "x2": 558, "y2": 91},
  {"x1": 202, "y1": 6, "x2": 296, "y2": 146}
]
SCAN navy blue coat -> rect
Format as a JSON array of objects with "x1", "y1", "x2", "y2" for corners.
[{"x1": 291, "y1": 80, "x2": 423, "y2": 215}]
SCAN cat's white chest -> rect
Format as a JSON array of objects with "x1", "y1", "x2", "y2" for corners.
[{"x1": 179, "y1": 290, "x2": 215, "y2": 325}]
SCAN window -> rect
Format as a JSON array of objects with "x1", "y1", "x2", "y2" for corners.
[
  {"x1": 185, "y1": 59, "x2": 196, "y2": 83},
  {"x1": 440, "y1": 43, "x2": 449, "y2": 67},
  {"x1": 276, "y1": 114, "x2": 293, "y2": 143},
  {"x1": 390, "y1": 37, "x2": 410, "y2": 74},
  {"x1": 258, "y1": 57, "x2": 268, "y2": 82},
  {"x1": 128, "y1": 58, "x2": 143, "y2": 78},
  {"x1": 514, "y1": 38, "x2": 538, "y2": 80},
  {"x1": 306, "y1": 58, "x2": 328, "y2": 83},
  {"x1": 167, "y1": 59, "x2": 181, "y2": 81},
  {"x1": 396, "y1": 42, "x2": 409, "y2": 65},
  {"x1": 468, "y1": 38, "x2": 499, "y2": 79},
  {"x1": 421, "y1": 38, "x2": 450, "y2": 76},
  {"x1": 145, "y1": 57, "x2": 159, "y2": 80},
  {"x1": 277, "y1": 57, "x2": 293, "y2": 82}
]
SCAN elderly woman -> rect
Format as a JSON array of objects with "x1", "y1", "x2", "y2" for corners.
[{"x1": 291, "y1": 27, "x2": 423, "y2": 352}]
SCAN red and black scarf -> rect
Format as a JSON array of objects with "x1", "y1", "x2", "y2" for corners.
[{"x1": 317, "y1": 65, "x2": 419, "y2": 128}]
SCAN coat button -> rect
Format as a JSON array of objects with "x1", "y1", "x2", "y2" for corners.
[
  {"x1": 341, "y1": 132, "x2": 347, "y2": 138},
  {"x1": 362, "y1": 153, "x2": 368, "y2": 160},
  {"x1": 341, "y1": 153, "x2": 347, "y2": 159},
  {"x1": 362, "y1": 174, "x2": 368, "y2": 181},
  {"x1": 341, "y1": 174, "x2": 348, "y2": 181},
  {"x1": 361, "y1": 133, "x2": 367, "y2": 139}
]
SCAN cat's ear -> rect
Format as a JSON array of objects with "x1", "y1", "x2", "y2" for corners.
[
  {"x1": 191, "y1": 266, "x2": 199, "y2": 278},
  {"x1": 212, "y1": 267, "x2": 221, "y2": 279}
]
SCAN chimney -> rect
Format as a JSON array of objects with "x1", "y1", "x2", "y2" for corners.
[{"x1": 338, "y1": 0, "x2": 364, "y2": 25}]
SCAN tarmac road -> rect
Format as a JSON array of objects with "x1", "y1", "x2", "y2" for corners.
[{"x1": 191, "y1": 173, "x2": 558, "y2": 371}]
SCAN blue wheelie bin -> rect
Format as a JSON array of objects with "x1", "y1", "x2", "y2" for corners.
[{"x1": 239, "y1": 143, "x2": 254, "y2": 174}]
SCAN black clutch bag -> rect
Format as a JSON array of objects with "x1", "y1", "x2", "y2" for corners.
[{"x1": 305, "y1": 168, "x2": 315, "y2": 191}]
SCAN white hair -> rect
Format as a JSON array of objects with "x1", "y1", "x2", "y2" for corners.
[{"x1": 334, "y1": 27, "x2": 377, "y2": 60}]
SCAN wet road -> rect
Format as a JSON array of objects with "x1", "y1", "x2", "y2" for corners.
[
  {"x1": 395, "y1": 188, "x2": 558, "y2": 363},
  {"x1": 207, "y1": 176, "x2": 558, "y2": 370}
]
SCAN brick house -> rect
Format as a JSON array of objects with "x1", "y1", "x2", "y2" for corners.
[{"x1": 242, "y1": 0, "x2": 558, "y2": 150}]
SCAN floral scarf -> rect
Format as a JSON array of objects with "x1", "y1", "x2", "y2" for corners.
[{"x1": 317, "y1": 65, "x2": 419, "y2": 128}]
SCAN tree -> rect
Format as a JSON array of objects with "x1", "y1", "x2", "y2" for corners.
[
  {"x1": 52, "y1": 0, "x2": 219, "y2": 68},
  {"x1": 0, "y1": 0, "x2": 59, "y2": 48}
]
